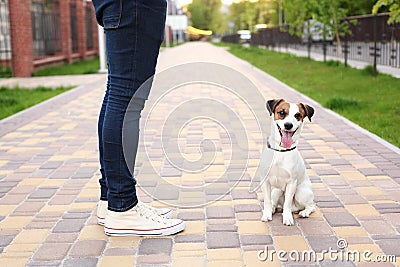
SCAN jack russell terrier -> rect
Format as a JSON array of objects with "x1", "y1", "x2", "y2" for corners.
[{"x1": 260, "y1": 98, "x2": 315, "y2": 226}]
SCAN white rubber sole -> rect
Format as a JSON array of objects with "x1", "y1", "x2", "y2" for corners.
[
  {"x1": 97, "y1": 216, "x2": 106, "y2": 226},
  {"x1": 104, "y1": 220, "x2": 185, "y2": 236},
  {"x1": 97, "y1": 209, "x2": 174, "y2": 226}
]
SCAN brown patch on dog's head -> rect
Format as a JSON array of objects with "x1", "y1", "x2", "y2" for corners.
[
  {"x1": 297, "y1": 102, "x2": 314, "y2": 122},
  {"x1": 267, "y1": 99, "x2": 290, "y2": 120}
]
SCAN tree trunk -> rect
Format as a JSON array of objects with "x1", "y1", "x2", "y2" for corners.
[
  {"x1": 331, "y1": 6, "x2": 343, "y2": 59},
  {"x1": 336, "y1": 31, "x2": 342, "y2": 59}
]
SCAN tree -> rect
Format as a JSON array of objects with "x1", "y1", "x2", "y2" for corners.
[
  {"x1": 283, "y1": 0, "x2": 356, "y2": 60},
  {"x1": 187, "y1": 0, "x2": 224, "y2": 34},
  {"x1": 229, "y1": 0, "x2": 279, "y2": 31},
  {"x1": 344, "y1": 0, "x2": 377, "y2": 16},
  {"x1": 373, "y1": 0, "x2": 400, "y2": 23}
]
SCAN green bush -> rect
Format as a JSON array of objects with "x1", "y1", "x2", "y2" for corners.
[
  {"x1": 325, "y1": 60, "x2": 341, "y2": 67},
  {"x1": 362, "y1": 65, "x2": 378, "y2": 76},
  {"x1": 325, "y1": 97, "x2": 360, "y2": 110}
]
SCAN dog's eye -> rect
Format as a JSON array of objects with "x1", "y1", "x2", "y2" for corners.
[
  {"x1": 295, "y1": 113, "x2": 301, "y2": 120},
  {"x1": 278, "y1": 110, "x2": 286, "y2": 116}
]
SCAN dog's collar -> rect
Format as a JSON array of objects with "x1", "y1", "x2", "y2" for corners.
[{"x1": 267, "y1": 140, "x2": 297, "y2": 152}]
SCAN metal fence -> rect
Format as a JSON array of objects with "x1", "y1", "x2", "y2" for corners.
[
  {"x1": 85, "y1": 4, "x2": 94, "y2": 50},
  {"x1": 0, "y1": 0, "x2": 11, "y2": 76},
  {"x1": 31, "y1": 0, "x2": 62, "y2": 59},
  {"x1": 70, "y1": 1, "x2": 79, "y2": 53},
  {"x1": 223, "y1": 13, "x2": 400, "y2": 69}
]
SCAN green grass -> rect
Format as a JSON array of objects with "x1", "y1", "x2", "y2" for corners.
[
  {"x1": 0, "y1": 66, "x2": 13, "y2": 78},
  {"x1": 33, "y1": 57, "x2": 100, "y2": 76},
  {"x1": 215, "y1": 42, "x2": 400, "y2": 147},
  {"x1": 0, "y1": 86, "x2": 72, "y2": 120}
]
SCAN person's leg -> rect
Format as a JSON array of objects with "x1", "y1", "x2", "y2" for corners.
[
  {"x1": 93, "y1": 0, "x2": 185, "y2": 236},
  {"x1": 98, "y1": 81, "x2": 109, "y2": 203}
]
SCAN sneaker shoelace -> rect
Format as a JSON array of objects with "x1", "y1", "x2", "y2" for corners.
[
  {"x1": 140, "y1": 201, "x2": 160, "y2": 214},
  {"x1": 136, "y1": 202, "x2": 167, "y2": 224}
]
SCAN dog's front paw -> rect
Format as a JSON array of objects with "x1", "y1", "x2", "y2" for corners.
[
  {"x1": 299, "y1": 209, "x2": 310, "y2": 218},
  {"x1": 282, "y1": 210, "x2": 294, "y2": 226},
  {"x1": 261, "y1": 211, "x2": 272, "y2": 222},
  {"x1": 272, "y1": 205, "x2": 277, "y2": 214}
]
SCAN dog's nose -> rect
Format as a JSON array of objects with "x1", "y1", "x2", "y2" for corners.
[{"x1": 284, "y1": 122, "x2": 293, "y2": 130}]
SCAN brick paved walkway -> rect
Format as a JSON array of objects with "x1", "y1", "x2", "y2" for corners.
[{"x1": 0, "y1": 42, "x2": 399, "y2": 267}]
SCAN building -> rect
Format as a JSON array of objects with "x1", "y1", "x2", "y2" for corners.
[{"x1": 166, "y1": 0, "x2": 188, "y2": 45}]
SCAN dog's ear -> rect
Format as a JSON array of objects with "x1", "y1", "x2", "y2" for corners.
[
  {"x1": 266, "y1": 99, "x2": 284, "y2": 116},
  {"x1": 299, "y1": 102, "x2": 314, "y2": 122}
]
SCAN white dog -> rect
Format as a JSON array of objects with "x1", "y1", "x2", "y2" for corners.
[{"x1": 260, "y1": 98, "x2": 315, "y2": 226}]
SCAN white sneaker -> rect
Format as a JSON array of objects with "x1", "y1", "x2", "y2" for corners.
[
  {"x1": 104, "y1": 202, "x2": 185, "y2": 236},
  {"x1": 97, "y1": 200, "x2": 174, "y2": 225}
]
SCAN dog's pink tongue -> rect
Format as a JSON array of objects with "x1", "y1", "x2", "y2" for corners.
[{"x1": 281, "y1": 131, "x2": 293, "y2": 149}]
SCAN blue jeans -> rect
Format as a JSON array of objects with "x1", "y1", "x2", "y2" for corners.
[{"x1": 92, "y1": 0, "x2": 166, "y2": 212}]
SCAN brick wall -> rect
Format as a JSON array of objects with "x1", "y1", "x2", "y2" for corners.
[
  {"x1": 8, "y1": 0, "x2": 99, "y2": 77},
  {"x1": 9, "y1": 0, "x2": 34, "y2": 77}
]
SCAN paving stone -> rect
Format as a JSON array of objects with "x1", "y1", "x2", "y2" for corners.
[
  {"x1": 338, "y1": 194, "x2": 368, "y2": 204},
  {"x1": 138, "y1": 238, "x2": 173, "y2": 255},
  {"x1": 49, "y1": 195, "x2": 78, "y2": 205},
  {"x1": 316, "y1": 201, "x2": 343, "y2": 208},
  {"x1": 236, "y1": 211, "x2": 262, "y2": 221},
  {"x1": 160, "y1": 167, "x2": 181, "y2": 177},
  {"x1": 206, "y1": 224, "x2": 238, "y2": 232},
  {"x1": 231, "y1": 190, "x2": 257, "y2": 199},
  {"x1": 69, "y1": 240, "x2": 106, "y2": 257},
  {"x1": 12, "y1": 201, "x2": 45, "y2": 215},
  {"x1": 177, "y1": 212, "x2": 205, "y2": 221},
  {"x1": 27, "y1": 260, "x2": 62, "y2": 267},
  {"x1": 0, "y1": 193, "x2": 27, "y2": 204},
  {"x1": 327, "y1": 158, "x2": 350, "y2": 166},
  {"x1": 376, "y1": 239, "x2": 400, "y2": 256},
  {"x1": 372, "y1": 203, "x2": 400, "y2": 214},
  {"x1": 153, "y1": 185, "x2": 179, "y2": 200},
  {"x1": 26, "y1": 220, "x2": 57, "y2": 230},
  {"x1": 0, "y1": 181, "x2": 19, "y2": 188},
  {"x1": 40, "y1": 161, "x2": 63, "y2": 170},
  {"x1": 207, "y1": 232, "x2": 240, "y2": 249},
  {"x1": 205, "y1": 186, "x2": 230, "y2": 195},
  {"x1": 240, "y1": 234, "x2": 273, "y2": 246},
  {"x1": 104, "y1": 247, "x2": 136, "y2": 256},
  {"x1": 33, "y1": 243, "x2": 71, "y2": 260},
  {"x1": 9, "y1": 185, "x2": 37, "y2": 194},
  {"x1": 360, "y1": 219, "x2": 397, "y2": 235},
  {"x1": 298, "y1": 219, "x2": 334, "y2": 236},
  {"x1": 0, "y1": 187, "x2": 13, "y2": 194},
  {"x1": 136, "y1": 254, "x2": 171, "y2": 264},
  {"x1": 320, "y1": 259, "x2": 355, "y2": 267},
  {"x1": 63, "y1": 258, "x2": 98, "y2": 267},
  {"x1": 323, "y1": 212, "x2": 360, "y2": 227},
  {"x1": 314, "y1": 169, "x2": 339, "y2": 176},
  {"x1": 52, "y1": 219, "x2": 86, "y2": 233},
  {"x1": 323, "y1": 178, "x2": 349, "y2": 187},
  {"x1": 29, "y1": 187, "x2": 58, "y2": 199},
  {"x1": 234, "y1": 204, "x2": 261, "y2": 212},
  {"x1": 45, "y1": 233, "x2": 78, "y2": 243},
  {"x1": 306, "y1": 235, "x2": 338, "y2": 253},
  {"x1": 206, "y1": 206, "x2": 234, "y2": 219},
  {"x1": 359, "y1": 168, "x2": 385, "y2": 176},
  {"x1": 0, "y1": 235, "x2": 14, "y2": 247},
  {"x1": 174, "y1": 234, "x2": 205, "y2": 243},
  {"x1": 62, "y1": 211, "x2": 91, "y2": 219},
  {"x1": 270, "y1": 225, "x2": 303, "y2": 236}
]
